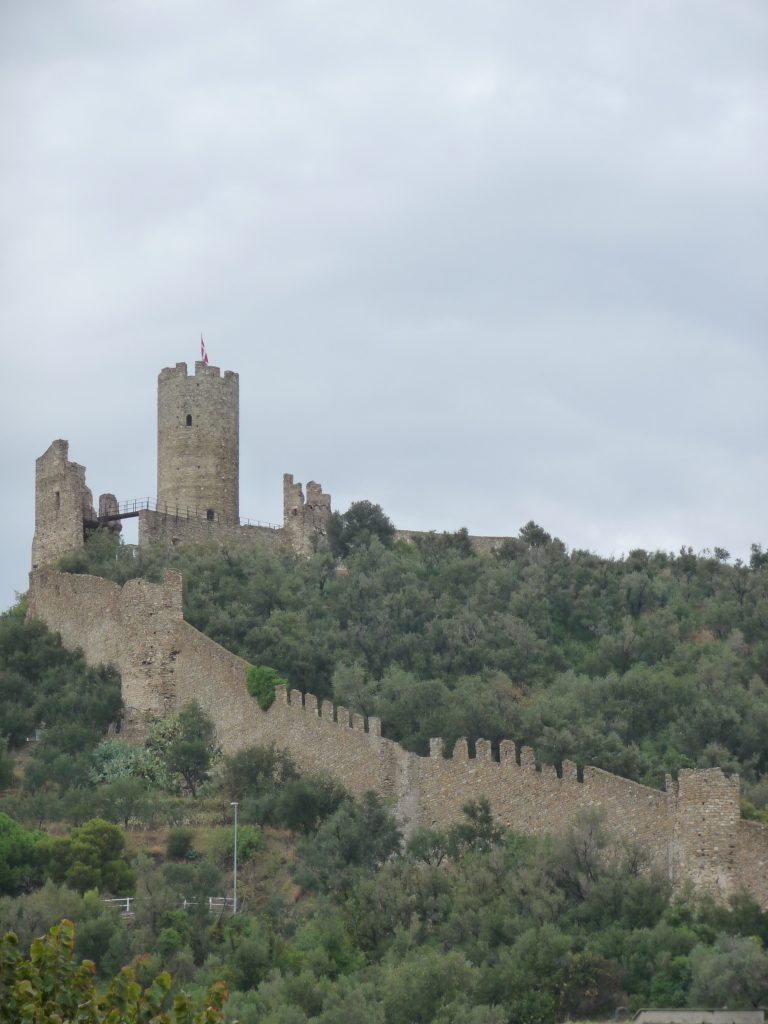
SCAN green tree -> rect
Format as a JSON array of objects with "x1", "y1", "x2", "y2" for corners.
[
  {"x1": 688, "y1": 935, "x2": 768, "y2": 1007},
  {"x1": 149, "y1": 702, "x2": 219, "y2": 797},
  {"x1": 297, "y1": 791, "x2": 401, "y2": 892},
  {"x1": 220, "y1": 743, "x2": 298, "y2": 802},
  {"x1": 0, "y1": 919, "x2": 228, "y2": 1023},
  {"x1": 42, "y1": 819, "x2": 135, "y2": 895},
  {"x1": 0, "y1": 813, "x2": 43, "y2": 895},
  {"x1": 327, "y1": 501, "x2": 395, "y2": 558},
  {"x1": 97, "y1": 776, "x2": 154, "y2": 829}
]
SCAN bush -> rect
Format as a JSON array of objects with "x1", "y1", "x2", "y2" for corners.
[
  {"x1": 0, "y1": 919, "x2": 229, "y2": 1022},
  {"x1": 206, "y1": 823, "x2": 263, "y2": 868},
  {"x1": 40, "y1": 819, "x2": 135, "y2": 895},
  {"x1": 254, "y1": 775, "x2": 349, "y2": 834},
  {"x1": 166, "y1": 828, "x2": 196, "y2": 860},
  {"x1": 221, "y1": 743, "x2": 298, "y2": 801},
  {"x1": 246, "y1": 666, "x2": 288, "y2": 712}
]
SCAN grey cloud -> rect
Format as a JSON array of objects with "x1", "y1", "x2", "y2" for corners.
[{"x1": 1, "y1": 0, "x2": 766, "y2": 608}]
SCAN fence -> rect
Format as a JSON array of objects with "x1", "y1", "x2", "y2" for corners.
[
  {"x1": 100, "y1": 498, "x2": 280, "y2": 531},
  {"x1": 101, "y1": 896, "x2": 236, "y2": 918}
]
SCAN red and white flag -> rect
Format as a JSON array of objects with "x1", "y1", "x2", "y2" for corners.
[{"x1": 200, "y1": 335, "x2": 209, "y2": 365}]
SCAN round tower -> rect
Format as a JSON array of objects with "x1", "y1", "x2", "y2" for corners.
[{"x1": 157, "y1": 361, "x2": 239, "y2": 523}]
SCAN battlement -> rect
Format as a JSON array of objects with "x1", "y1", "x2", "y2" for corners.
[
  {"x1": 276, "y1": 684, "x2": 382, "y2": 736},
  {"x1": 158, "y1": 361, "x2": 239, "y2": 385}
]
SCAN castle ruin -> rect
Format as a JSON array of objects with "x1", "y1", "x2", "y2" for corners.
[{"x1": 26, "y1": 361, "x2": 768, "y2": 907}]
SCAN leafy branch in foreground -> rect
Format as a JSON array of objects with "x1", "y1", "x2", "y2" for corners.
[{"x1": 0, "y1": 918, "x2": 229, "y2": 1023}]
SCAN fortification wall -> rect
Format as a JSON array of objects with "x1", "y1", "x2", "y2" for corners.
[
  {"x1": 395, "y1": 529, "x2": 510, "y2": 554},
  {"x1": 735, "y1": 821, "x2": 768, "y2": 908},
  {"x1": 26, "y1": 567, "x2": 768, "y2": 905},
  {"x1": 138, "y1": 509, "x2": 285, "y2": 554},
  {"x1": 416, "y1": 739, "x2": 673, "y2": 865}
]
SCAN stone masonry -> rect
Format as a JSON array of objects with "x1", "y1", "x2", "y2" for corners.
[
  {"x1": 26, "y1": 566, "x2": 768, "y2": 908},
  {"x1": 157, "y1": 361, "x2": 240, "y2": 524},
  {"x1": 31, "y1": 441, "x2": 96, "y2": 571}
]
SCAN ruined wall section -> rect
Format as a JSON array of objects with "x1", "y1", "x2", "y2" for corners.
[
  {"x1": 395, "y1": 529, "x2": 510, "y2": 554},
  {"x1": 31, "y1": 441, "x2": 96, "y2": 570},
  {"x1": 283, "y1": 474, "x2": 331, "y2": 556},
  {"x1": 26, "y1": 567, "x2": 768, "y2": 905},
  {"x1": 157, "y1": 362, "x2": 239, "y2": 524},
  {"x1": 138, "y1": 509, "x2": 284, "y2": 554}
]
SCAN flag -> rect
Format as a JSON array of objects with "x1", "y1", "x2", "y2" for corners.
[{"x1": 201, "y1": 335, "x2": 209, "y2": 365}]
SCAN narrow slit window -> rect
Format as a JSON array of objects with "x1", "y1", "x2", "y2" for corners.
[
  {"x1": 186, "y1": 414, "x2": 192, "y2": 426},
  {"x1": 54, "y1": 491, "x2": 60, "y2": 510},
  {"x1": 206, "y1": 509, "x2": 215, "y2": 521}
]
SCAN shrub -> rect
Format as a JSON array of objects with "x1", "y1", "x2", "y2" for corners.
[
  {"x1": 166, "y1": 828, "x2": 196, "y2": 860},
  {"x1": 246, "y1": 666, "x2": 288, "y2": 712},
  {"x1": 206, "y1": 823, "x2": 263, "y2": 868},
  {"x1": 220, "y1": 743, "x2": 297, "y2": 801}
]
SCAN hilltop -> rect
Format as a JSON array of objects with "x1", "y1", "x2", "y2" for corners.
[{"x1": 57, "y1": 515, "x2": 768, "y2": 803}]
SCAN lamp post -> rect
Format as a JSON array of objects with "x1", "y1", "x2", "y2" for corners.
[{"x1": 230, "y1": 801, "x2": 238, "y2": 914}]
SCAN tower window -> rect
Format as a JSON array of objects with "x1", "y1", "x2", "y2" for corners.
[
  {"x1": 206, "y1": 509, "x2": 215, "y2": 521},
  {"x1": 186, "y1": 414, "x2": 192, "y2": 426},
  {"x1": 54, "y1": 490, "x2": 61, "y2": 510}
]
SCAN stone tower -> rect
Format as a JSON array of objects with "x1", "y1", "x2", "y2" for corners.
[
  {"x1": 157, "y1": 361, "x2": 239, "y2": 523},
  {"x1": 31, "y1": 440, "x2": 96, "y2": 570}
]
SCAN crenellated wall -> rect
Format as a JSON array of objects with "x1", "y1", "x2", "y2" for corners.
[{"x1": 26, "y1": 567, "x2": 768, "y2": 907}]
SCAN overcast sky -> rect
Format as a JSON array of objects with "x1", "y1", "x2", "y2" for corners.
[{"x1": 1, "y1": 1, "x2": 766, "y2": 610}]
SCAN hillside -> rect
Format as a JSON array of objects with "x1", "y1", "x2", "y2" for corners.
[
  {"x1": 3, "y1": 594, "x2": 768, "y2": 1020},
  {"x1": 58, "y1": 515, "x2": 768, "y2": 805}
]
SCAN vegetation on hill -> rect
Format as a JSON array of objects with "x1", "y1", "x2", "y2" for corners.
[
  {"x1": 60, "y1": 515, "x2": 768, "y2": 803},
  {"x1": 2, "y1": 743, "x2": 768, "y2": 1021},
  {"x1": 0, "y1": 602, "x2": 121, "y2": 793},
  {"x1": 5, "y1": 515, "x2": 768, "y2": 1020}
]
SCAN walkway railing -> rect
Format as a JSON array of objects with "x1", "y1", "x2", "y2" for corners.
[{"x1": 101, "y1": 498, "x2": 280, "y2": 531}]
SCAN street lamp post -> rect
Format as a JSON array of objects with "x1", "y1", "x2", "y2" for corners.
[{"x1": 231, "y1": 801, "x2": 238, "y2": 914}]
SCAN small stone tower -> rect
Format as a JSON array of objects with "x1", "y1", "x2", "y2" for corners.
[
  {"x1": 31, "y1": 440, "x2": 96, "y2": 569},
  {"x1": 157, "y1": 361, "x2": 239, "y2": 523}
]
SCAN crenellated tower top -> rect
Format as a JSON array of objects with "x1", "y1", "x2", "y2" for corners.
[{"x1": 157, "y1": 360, "x2": 240, "y2": 523}]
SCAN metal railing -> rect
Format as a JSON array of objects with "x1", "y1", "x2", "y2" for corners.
[
  {"x1": 101, "y1": 895, "x2": 235, "y2": 917},
  {"x1": 102, "y1": 498, "x2": 280, "y2": 531}
]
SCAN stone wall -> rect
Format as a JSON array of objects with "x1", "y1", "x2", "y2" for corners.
[
  {"x1": 395, "y1": 528, "x2": 511, "y2": 554},
  {"x1": 26, "y1": 567, "x2": 768, "y2": 906},
  {"x1": 634, "y1": 1012, "x2": 764, "y2": 1024},
  {"x1": 416, "y1": 739, "x2": 673, "y2": 868},
  {"x1": 157, "y1": 361, "x2": 240, "y2": 524},
  {"x1": 138, "y1": 509, "x2": 284, "y2": 554},
  {"x1": 31, "y1": 440, "x2": 96, "y2": 570}
]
